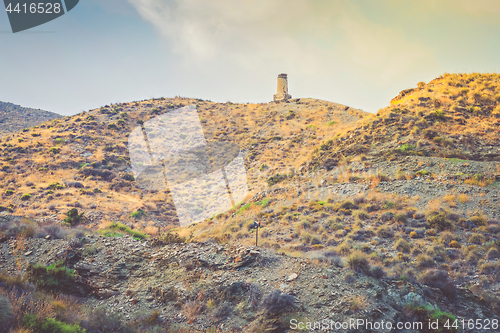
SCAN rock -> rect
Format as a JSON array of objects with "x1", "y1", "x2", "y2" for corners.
[
  {"x1": 24, "y1": 251, "x2": 32, "y2": 256},
  {"x1": 287, "y1": 273, "x2": 298, "y2": 282},
  {"x1": 45, "y1": 235, "x2": 51, "y2": 239}
]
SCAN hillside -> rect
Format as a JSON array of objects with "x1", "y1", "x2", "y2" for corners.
[
  {"x1": 1, "y1": 74, "x2": 500, "y2": 332},
  {"x1": 0, "y1": 97, "x2": 365, "y2": 228},
  {"x1": 0, "y1": 101, "x2": 62, "y2": 136}
]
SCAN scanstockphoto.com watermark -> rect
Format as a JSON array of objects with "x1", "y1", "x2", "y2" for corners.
[
  {"x1": 289, "y1": 317, "x2": 500, "y2": 331},
  {"x1": 290, "y1": 318, "x2": 423, "y2": 331}
]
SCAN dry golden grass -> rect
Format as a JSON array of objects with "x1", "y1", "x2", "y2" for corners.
[
  {"x1": 427, "y1": 198, "x2": 442, "y2": 211},
  {"x1": 457, "y1": 193, "x2": 469, "y2": 204}
]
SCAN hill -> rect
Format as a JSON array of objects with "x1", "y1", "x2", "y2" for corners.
[
  {"x1": 1, "y1": 74, "x2": 500, "y2": 332},
  {"x1": 0, "y1": 101, "x2": 62, "y2": 136}
]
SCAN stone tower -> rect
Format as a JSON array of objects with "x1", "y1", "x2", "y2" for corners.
[{"x1": 273, "y1": 73, "x2": 292, "y2": 102}]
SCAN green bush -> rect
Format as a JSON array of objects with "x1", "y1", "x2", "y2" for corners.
[
  {"x1": 400, "y1": 144, "x2": 416, "y2": 153},
  {"x1": 26, "y1": 261, "x2": 75, "y2": 292},
  {"x1": 48, "y1": 182, "x2": 64, "y2": 190},
  {"x1": 48, "y1": 147, "x2": 60, "y2": 154},
  {"x1": 21, "y1": 193, "x2": 32, "y2": 201},
  {"x1": 63, "y1": 208, "x2": 84, "y2": 226},
  {"x1": 109, "y1": 222, "x2": 147, "y2": 240},
  {"x1": 415, "y1": 170, "x2": 429, "y2": 176},
  {"x1": 23, "y1": 314, "x2": 85, "y2": 333},
  {"x1": 434, "y1": 109, "x2": 445, "y2": 120},
  {"x1": 130, "y1": 210, "x2": 146, "y2": 219}
]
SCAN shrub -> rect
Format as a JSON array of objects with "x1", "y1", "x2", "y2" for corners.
[
  {"x1": 81, "y1": 307, "x2": 136, "y2": 333},
  {"x1": 468, "y1": 233, "x2": 485, "y2": 244},
  {"x1": 4, "y1": 189, "x2": 14, "y2": 196},
  {"x1": 470, "y1": 215, "x2": 487, "y2": 226},
  {"x1": 347, "y1": 250, "x2": 371, "y2": 274},
  {"x1": 479, "y1": 262, "x2": 497, "y2": 274},
  {"x1": 182, "y1": 301, "x2": 204, "y2": 319},
  {"x1": 336, "y1": 242, "x2": 352, "y2": 256},
  {"x1": 336, "y1": 201, "x2": 358, "y2": 211},
  {"x1": 421, "y1": 269, "x2": 457, "y2": 300},
  {"x1": 439, "y1": 231, "x2": 459, "y2": 244},
  {"x1": 122, "y1": 174, "x2": 135, "y2": 181},
  {"x1": 415, "y1": 170, "x2": 429, "y2": 176},
  {"x1": 267, "y1": 174, "x2": 287, "y2": 186},
  {"x1": 368, "y1": 266, "x2": 386, "y2": 279},
  {"x1": 63, "y1": 208, "x2": 84, "y2": 226},
  {"x1": 449, "y1": 240, "x2": 461, "y2": 249},
  {"x1": 213, "y1": 302, "x2": 232, "y2": 318},
  {"x1": 410, "y1": 231, "x2": 418, "y2": 239},
  {"x1": 352, "y1": 210, "x2": 369, "y2": 220},
  {"x1": 393, "y1": 213, "x2": 408, "y2": 223},
  {"x1": 0, "y1": 295, "x2": 11, "y2": 329},
  {"x1": 159, "y1": 231, "x2": 186, "y2": 244},
  {"x1": 248, "y1": 283, "x2": 262, "y2": 309},
  {"x1": 26, "y1": 260, "x2": 75, "y2": 292},
  {"x1": 426, "y1": 211, "x2": 453, "y2": 231},
  {"x1": 407, "y1": 305, "x2": 458, "y2": 333},
  {"x1": 130, "y1": 210, "x2": 146, "y2": 219},
  {"x1": 394, "y1": 239, "x2": 411, "y2": 253},
  {"x1": 48, "y1": 147, "x2": 60, "y2": 154},
  {"x1": 108, "y1": 222, "x2": 147, "y2": 240},
  {"x1": 5, "y1": 223, "x2": 36, "y2": 238},
  {"x1": 327, "y1": 219, "x2": 344, "y2": 230},
  {"x1": 20, "y1": 193, "x2": 32, "y2": 201},
  {"x1": 434, "y1": 109, "x2": 445, "y2": 120},
  {"x1": 400, "y1": 144, "x2": 416, "y2": 153},
  {"x1": 48, "y1": 182, "x2": 64, "y2": 190},
  {"x1": 36, "y1": 225, "x2": 68, "y2": 239},
  {"x1": 416, "y1": 254, "x2": 434, "y2": 269},
  {"x1": 262, "y1": 290, "x2": 295, "y2": 316},
  {"x1": 376, "y1": 226, "x2": 393, "y2": 238},
  {"x1": 487, "y1": 248, "x2": 500, "y2": 260},
  {"x1": 23, "y1": 315, "x2": 85, "y2": 333}
]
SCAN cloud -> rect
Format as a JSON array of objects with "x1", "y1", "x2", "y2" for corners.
[{"x1": 127, "y1": 0, "x2": 436, "y2": 110}]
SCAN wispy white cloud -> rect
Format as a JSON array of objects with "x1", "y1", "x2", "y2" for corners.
[{"x1": 127, "y1": 0, "x2": 437, "y2": 110}]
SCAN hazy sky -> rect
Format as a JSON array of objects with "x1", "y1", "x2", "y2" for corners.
[{"x1": 1, "y1": 0, "x2": 500, "y2": 116}]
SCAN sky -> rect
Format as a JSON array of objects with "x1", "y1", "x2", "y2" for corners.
[{"x1": 1, "y1": 0, "x2": 500, "y2": 116}]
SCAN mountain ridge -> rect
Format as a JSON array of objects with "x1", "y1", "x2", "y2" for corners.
[{"x1": 0, "y1": 100, "x2": 62, "y2": 136}]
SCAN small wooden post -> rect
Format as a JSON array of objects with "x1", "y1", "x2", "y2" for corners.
[
  {"x1": 254, "y1": 221, "x2": 260, "y2": 247},
  {"x1": 256, "y1": 224, "x2": 259, "y2": 247}
]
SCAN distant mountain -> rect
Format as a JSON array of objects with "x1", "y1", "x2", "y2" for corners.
[{"x1": 0, "y1": 101, "x2": 62, "y2": 136}]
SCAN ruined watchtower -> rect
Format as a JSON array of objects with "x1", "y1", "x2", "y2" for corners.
[{"x1": 273, "y1": 73, "x2": 292, "y2": 102}]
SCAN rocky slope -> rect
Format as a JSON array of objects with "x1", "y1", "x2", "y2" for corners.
[
  {"x1": 0, "y1": 101, "x2": 61, "y2": 136},
  {"x1": 1, "y1": 213, "x2": 498, "y2": 332}
]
